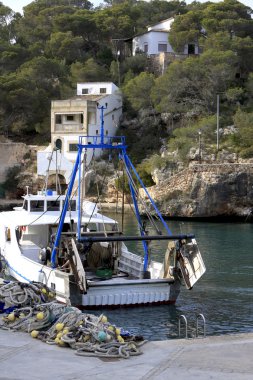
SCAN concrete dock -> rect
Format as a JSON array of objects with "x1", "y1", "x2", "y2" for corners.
[{"x1": 0, "y1": 330, "x2": 252, "y2": 379}]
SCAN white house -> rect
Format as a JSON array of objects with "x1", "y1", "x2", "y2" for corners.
[
  {"x1": 37, "y1": 82, "x2": 122, "y2": 188},
  {"x1": 132, "y1": 17, "x2": 199, "y2": 57}
]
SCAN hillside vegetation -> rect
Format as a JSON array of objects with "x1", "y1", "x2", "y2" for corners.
[{"x1": 0, "y1": 0, "x2": 252, "y2": 171}]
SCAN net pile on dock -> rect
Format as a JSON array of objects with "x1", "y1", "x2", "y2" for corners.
[
  {"x1": 0, "y1": 280, "x2": 56, "y2": 311},
  {"x1": 0, "y1": 280, "x2": 146, "y2": 359}
]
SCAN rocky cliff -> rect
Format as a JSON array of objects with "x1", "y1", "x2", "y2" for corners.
[
  {"x1": 143, "y1": 161, "x2": 253, "y2": 220},
  {"x1": 0, "y1": 141, "x2": 44, "y2": 199},
  {"x1": 0, "y1": 141, "x2": 29, "y2": 183},
  {"x1": 86, "y1": 150, "x2": 253, "y2": 220},
  {"x1": 1, "y1": 139, "x2": 253, "y2": 220}
]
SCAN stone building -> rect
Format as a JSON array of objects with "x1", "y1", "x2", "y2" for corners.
[{"x1": 37, "y1": 82, "x2": 122, "y2": 188}]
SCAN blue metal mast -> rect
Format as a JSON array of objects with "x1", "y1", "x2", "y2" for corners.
[
  {"x1": 51, "y1": 147, "x2": 81, "y2": 268},
  {"x1": 51, "y1": 105, "x2": 172, "y2": 271}
]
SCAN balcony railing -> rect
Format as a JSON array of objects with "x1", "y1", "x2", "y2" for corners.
[{"x1": 55, "y1": 124, "x2": 84, "y2": 132}]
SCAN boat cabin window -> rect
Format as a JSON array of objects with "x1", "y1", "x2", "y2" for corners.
[
  {"x1": 6, "y1": 227, "x2": 11, "y2": 241},
  {"x1": 30, "y1": 200, "x2": 45, "y2": 212},
  {"x1": 62, "y1": 199, "x2": 76, "y2": 211},
  {"x1": 23, "y1": 200, "x2": 28, "y2": 210},
  {"x1": 83, "y1": 223, "x2": 97, "y2": 232},
  {"x1": 69, "y1": 200, "x2": 76, "y2": 211},
  {"x1": 62, "y1": 223, "x2": 71, "y2": 232},
  {"x1": 47, "y1": 200, "x2": 60, "y2": 211},
  {"x1": 97, "y1": 223, "x2": 118, "y2": 232}
]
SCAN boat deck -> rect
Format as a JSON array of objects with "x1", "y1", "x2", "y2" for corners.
[
  {"x1": 20, "y1": 241, "x2": 41, "y2": 262},
  {"x1": 87, "y1": 274, "x2": 175, "y2": 286}
]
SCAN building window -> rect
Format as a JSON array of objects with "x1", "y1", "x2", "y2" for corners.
[
  {"x1": 144, "y1": 44, "x2": 148, "y2": 53},
  {"x1": 66, "y1": 115, "x2": 74, "y2": 121},
  {"x1": 55, "y1": 139, "x2": 62, "y2": 151},
  {"x1": 69, "y1": 143, "x2": 78, "y2": 152},
  {"x1": 158, "y1": 43, "x2": 167, "y2": 52},
  {"x1": 55, "y1": 115, "x2": 62, "y2": 124},
  {"x1": 188, "y1": 44, "x2": 195, "y2": 54},
  {"x1": 106, "y1": 130, "x2": 108, "y2": 135},
  {"x1": 100, "y1": 88, "x2": 107, "y2": 94},
  {"x1": 80, "y1": 114, "x2": 84, "y2": 123},
  {"x1": 82, "y1": 88, "x2": 89, "y2": 94},
  {"x1": 96, "y1": 130, "x2": 98, "y2": 135}
]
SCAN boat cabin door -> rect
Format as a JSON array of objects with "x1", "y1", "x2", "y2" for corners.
[{"x1": 177, "y1": 238, "x2": 206, "y2": 289}]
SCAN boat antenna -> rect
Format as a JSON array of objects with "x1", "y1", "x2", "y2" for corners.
[
  {"x1": 43, "y1": 149, "x2": 54, "y2": 193},
  {"x1": 26, "y1": 186, "x2": 29, "y2": 195},
  {"x1": 121, "y1": 160, "x2": 125, "y2": 232},
  {"x1": 97, "y1": 102, "x2": 107, "y2": 145},
  {"x1": 55, "y1": 147, "x2": 62, "y2": 195}
]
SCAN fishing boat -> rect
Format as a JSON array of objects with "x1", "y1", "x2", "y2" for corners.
[{"x1": 0, "y1": 106, "x2": 205, "y2": 308}]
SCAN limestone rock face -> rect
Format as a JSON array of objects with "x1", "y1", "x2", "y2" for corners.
[
  {"x1": 0, "y1": 142, "x2": 29, "y2": 183},
  {"x1": 142, "y1": 163, "x2": 253, "y2": 218}
]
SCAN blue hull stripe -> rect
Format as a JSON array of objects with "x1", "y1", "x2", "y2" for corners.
[{"x1": 4, "y1": 260, "x2": 32, "y2": 283}]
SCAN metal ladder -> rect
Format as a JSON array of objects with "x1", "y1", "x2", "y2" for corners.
[{"x1": 178, "y1": 313, "x2": 206, "y2": 339}]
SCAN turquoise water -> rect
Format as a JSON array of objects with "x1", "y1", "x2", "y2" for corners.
[{"x1": 90, "y1": 211, "x2": 253, "y2": 341}]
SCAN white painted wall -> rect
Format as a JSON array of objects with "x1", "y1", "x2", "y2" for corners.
[
  {"x1": 37, "y1": 150, "x2": 74, "y2": 183},
  {"x1": 37, "y1": 82, "x2": 122, "y2": 184},
  {"x1": 132, "y1": 18, "x2": 199, "y2": 56},
  {"x1": 51, "y1": 93, "x2": 122, "y2": 162},
  {"x1": 133, "y1": 31, "x2": 174, "y2": 55},
  {"x1": 77, "y1": 82, "x2": 119, "y2": 96}
]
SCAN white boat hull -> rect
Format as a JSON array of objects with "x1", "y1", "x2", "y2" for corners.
[
  {"x1": 1, "y1": 239, "x2": 180, "y2": 308},
  {"x1": 81, "y1": 279, "x2": 180, "y2": 308},
  {"x1": 0, "y1": 200, "x2": 205, "y2": 309}
]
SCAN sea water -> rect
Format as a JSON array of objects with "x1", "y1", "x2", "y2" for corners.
[{"x1": 91, "y1": 211, "x2": 253, "y2": 341}]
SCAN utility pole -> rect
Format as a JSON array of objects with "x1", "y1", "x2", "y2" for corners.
[
  {"x1": 117, "y1": 50, "x2": 121, "y2": 86},
  {"x1": 198, "y1": 130, "x2": 202, "y2": 163}
]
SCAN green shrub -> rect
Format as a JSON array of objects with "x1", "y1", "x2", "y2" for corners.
[
  {"x1": 240, "y1": 146, "x2": 253, "y2": 158},
  {"x1": 2, "y1": 166, "x2": 21, "y2": 192},
  {"x1": 115, "y1": 174, "x2": 130, "y2": 194},
  {"x1": 23, "y1": 151, "x2": 31, "y2": 160}
]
